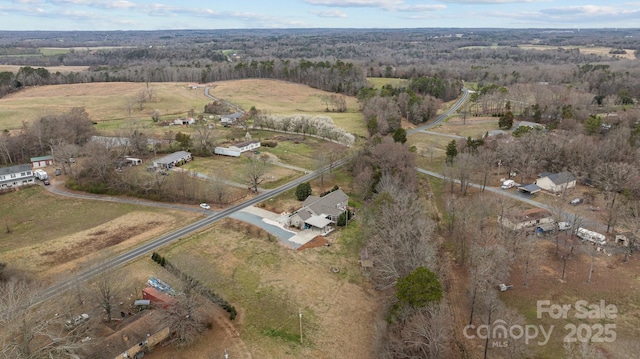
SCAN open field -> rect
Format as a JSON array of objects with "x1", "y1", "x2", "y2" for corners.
[
  {"x1": 0, "y1": 186, "x2": 199, "y2": 281},
  {"x1": 0, "y1": 82, "x2": 210, "y2": 130},
  {"x1": 517, "y1": 44, "x2": 637, "y2": 60},
  {"x1": 0, "y1": 79, "x2": 367, "y2": 140},
  {"x1": 367, "y1": 77, "x2": 409, "y2": 89},
  {"x1": 148, "y1": 217, "x2": 382, "y2": 359},
  {"x1": 0, "y1": 65, "x2": 90, "y2": 73},
  {"x1": 207, "y1": 79, "x2": 366, "y2": 137},
  {"x1": 458, "y1": 44, "x2": 637, "y2": 60}
]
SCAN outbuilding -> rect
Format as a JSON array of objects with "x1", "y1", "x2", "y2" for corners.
[
  {"x1": 153, "y1": 151, "x2": 192, "y2": 169},
  {"x1": 30, "y1": 155, "x2": 54, "y2": 168}
]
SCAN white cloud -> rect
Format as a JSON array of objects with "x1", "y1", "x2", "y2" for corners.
[
  {"x1": 305, "y1": 0, "x2": 445, "y2": 12},
  {"x1": 304, "y1": 0, "x2": 404, "y2": 7},
  {"x1": 395, "y1": 4, "x2": 446, "y2": 11},
  {"x1": 438, "y1": 0, "x2": 542, "y2": 3},
  {"x1": 311, "y1": 9, "x2": 348, "y2": 17}
]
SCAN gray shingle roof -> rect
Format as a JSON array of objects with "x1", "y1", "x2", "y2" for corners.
[
  {"x1": 545, "y1": 172, "x2": 575, "y2": 186},
  {"x1": 0, "y1": 164, "x2": 31, "y2": 176}
]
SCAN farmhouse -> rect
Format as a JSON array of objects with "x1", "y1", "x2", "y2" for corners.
[
  {"x1": 30, "y1": 155, "x2": 54, "y2": 168},
  {"x1": 498, "y1": 208, "x2": 554, "y2": 231},
  {"x1": 153, "y1": 151, "x2": 192, "y2": 169},
  {"x1": 173, "y1": 117, "x2": 195, "y2": 126},
  {"x1": 536, "y1": 171, "x2": 576, "y2": 194},
  {"x1": 289, "y1": 189, "x2": 349, "y2": 231},
  {"x1": 0, "y1": 164, "x2": 35, "y2": 189},
  {"x1": 214, "y1": 140, "x2": 261, "y2": 157},
  {"x1": 99, "y1": 310, "x2": 170, "y2": 359},
  {"x1": 220, "y1": 112, "x2": 243, "y2": 126}
]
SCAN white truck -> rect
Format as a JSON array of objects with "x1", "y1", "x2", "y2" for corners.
[
  {"x1": 501, "y1": 179, "x2": 515, "y2": 189},
  {"x1": 34, "y1": 169, "x2": 48, "y2": 181},
  {"x1": 575, "y1": 227, "x2": 606, "y2": 246}
]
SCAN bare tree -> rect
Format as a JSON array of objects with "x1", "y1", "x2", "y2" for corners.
[
  {"x1": 365, "y1": 178, "x2": 437, "y2": 289},
  {"x1": 0, "y1": 278, "x2": 93, "y2": 358},
  {"x1": 192, "y1": 120, "x2": 216, "y2": 155},
  {"x1": 92, "y1": 268, "x2": 124, "y2": 322},
  {"x1": 243, "y1": 154, "x2": 269, "y2": 193},
  {"x1": 381, "y1": 301, "x2": 454, "y2": 359},
  {"x1": 595, "y1": 162, "x2": 637, "y2": 233}
]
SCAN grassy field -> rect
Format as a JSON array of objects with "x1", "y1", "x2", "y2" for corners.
[
  {"x1": 0, "y1": 186, "x2": 198, "y2": 280},
  {"x1": 0, "y1": 82, "x2": 210, "y2": 130},
  {"x1": 367, "y1": 77, "x2": 409, "y2": 89},
  {"x1": 207, "y1": 79, "x2": 366, "y2": 137},
  {"x1": 147, "y1": 217, "x2": 382, "y2": 359},
  {"x1": 0, "y1": 79, "x2": 367, "y2": 140}
]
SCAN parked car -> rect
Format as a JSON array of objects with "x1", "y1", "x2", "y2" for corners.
[
  {"x1": 43, "y1": 179, "x2": 50, "y2": 186},
  {"x1": 570, "y1": 198, "x2": 583, "y2": 205},
  {"x1": 557, "y1": 222, "x2": 572, "y2": 231},
  {"x1": 200, "y1": 203, "x2": 210, "y2": 210}
]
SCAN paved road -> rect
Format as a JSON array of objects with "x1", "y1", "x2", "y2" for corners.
[
  {"x1": 34, "y1": 157, "x2": 349, "y2": 305},
  {"x1": 407, "y1": 87, "x2": 470, "y2": 135}
]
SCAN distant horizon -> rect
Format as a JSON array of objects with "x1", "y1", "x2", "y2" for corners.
[
  {"x1": 0, "y1": 0, "x2": 639, "y2": 31},
  {"x1": 1, "y1": 27, "x2": 639, "y2": 32}
]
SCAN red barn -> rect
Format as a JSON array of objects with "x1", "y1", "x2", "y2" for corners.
[{"x1": 142, "y1": 287, "x2": 177, "y2": 309}]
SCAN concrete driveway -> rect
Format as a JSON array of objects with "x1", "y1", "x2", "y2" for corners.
[{"x1": 233, "y1": 206, "x2": 324, "y2": 249}]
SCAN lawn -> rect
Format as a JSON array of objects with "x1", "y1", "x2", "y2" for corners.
[
  {"x1": 148, "y1": 217, "x2": 382, "y2": 359},
  {"x1": 367, "y1": 77, "x2": 409, "y2": 89},
  {"x1": 0, "y1": 186, "x2": 198, "y2": 279}
]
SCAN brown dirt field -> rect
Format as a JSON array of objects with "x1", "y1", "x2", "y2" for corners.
[{"x1": 4, "y1": 211, "x2": 191, "y2": 281}]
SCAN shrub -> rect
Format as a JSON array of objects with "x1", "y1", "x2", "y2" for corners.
[{"x1": 295, "y1": 182, "x2": 312, "y2": 201}]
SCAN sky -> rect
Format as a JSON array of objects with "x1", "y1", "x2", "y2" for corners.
[{"x1": 0, "y1": 0, "x2": 638, "y2": 31}]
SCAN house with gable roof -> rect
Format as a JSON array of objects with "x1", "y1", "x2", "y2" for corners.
[
  {"x1": 536, "y1": 171, "x2": 576, "y2": 194},
  {"x1": 0, "y1": 164, "x2": 35, "y2": 189},
  {"x1": 289, "y1": 189, "x2": 348, "y2": 231}
]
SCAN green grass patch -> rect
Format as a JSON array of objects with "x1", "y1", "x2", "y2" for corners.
[
  {"x1": 0, "y1": 186, "x2": 151, "y2": 253},
  {"x1": 367, "y1": 77, "x2": 409, "y2": 89},
  {"x1": 39, "y1": 48, "x2": 71, "y2": 56}
]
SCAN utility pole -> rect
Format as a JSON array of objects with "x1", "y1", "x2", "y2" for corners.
[{"x1": 299, "y1": 309, "x2": 303, "y2": 344}]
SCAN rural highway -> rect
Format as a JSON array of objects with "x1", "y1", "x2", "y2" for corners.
[
  {"x1": 407, "y1": 87, "x2": 470, "y2": 135},
  {"x1": 35, "y1": 86, "x2": 471, "y2": 305},
  {"x1": 34, "y1": 157, "x2": 350, "y2": 306}
]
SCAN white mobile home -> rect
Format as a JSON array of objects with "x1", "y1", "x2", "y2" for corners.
[{"x1": 576, "y1": 227, "x2": 606, "y2": 246}]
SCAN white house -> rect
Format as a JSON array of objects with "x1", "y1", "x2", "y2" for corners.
[
  {"x1": 498, "y1": 208, "x2": 554, "y2": 231},
  {"x1": 173, "y1": 118, "x2": 195, "y2": 126},
  {"x1": 220, "y1": 112, "x2": 243, "y2": 127},
  {"x1": 214, "y1": 140, "x2": 261, "y2": 157},
  {"x1": 536, "y1": 172, "x2": 576, "y2": 194},
  {"x1": 153, "y1": 151, "x2": 192, "y2": 169},
  {"x1": 0, "y1": 164, "x2": 36, "y2": 189}
]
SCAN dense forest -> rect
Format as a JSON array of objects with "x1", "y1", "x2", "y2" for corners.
[{"x1": 1, "y1": 28, "x2": 639, "y2": 99}]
